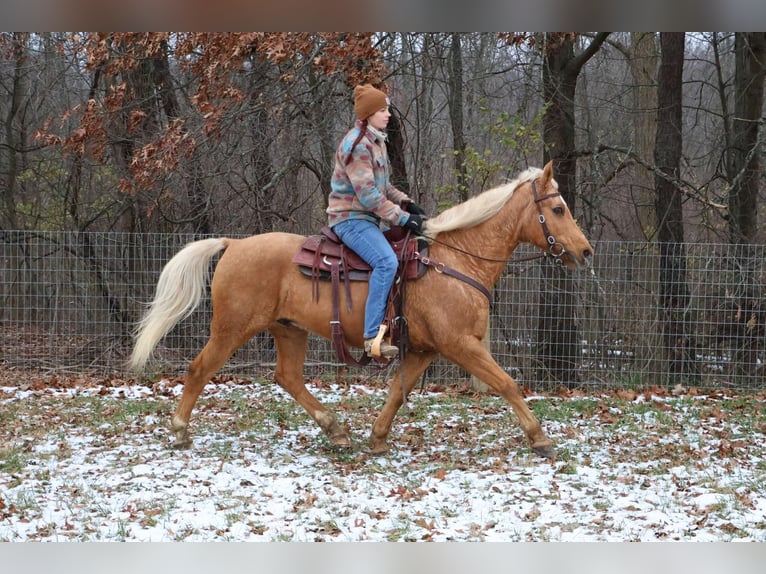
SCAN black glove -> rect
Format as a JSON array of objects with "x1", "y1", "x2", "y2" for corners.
[
  {"x1": 403, "y1": 213, "x2": 424, "y2": 234},
  {"x1": 404, "y1": 201, "x2": 427, "y2": 216}
]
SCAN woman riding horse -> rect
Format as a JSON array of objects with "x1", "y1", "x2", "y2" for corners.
[{"x1": 130, "y1": 161, "x2": 593, "y2": 460}]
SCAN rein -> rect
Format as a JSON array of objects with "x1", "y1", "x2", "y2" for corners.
[
  {"x1": 425, "y1": 236, "x2": 547, "y2": 264},
  {"x1": 415, "y1": 178, "x2": 568, "y2": 298}
]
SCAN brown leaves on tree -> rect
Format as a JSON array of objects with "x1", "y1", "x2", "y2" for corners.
[
  {"x1": 498, "y1": 32, "x2": 579, "y2": 53},
  {"x1": 36, "y1": 33, "x2": 387, "y2": 197}
]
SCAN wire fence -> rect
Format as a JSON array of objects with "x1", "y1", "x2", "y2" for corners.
[{"x1": 1, "y1": 230, "x2": 765, "y2": 392}]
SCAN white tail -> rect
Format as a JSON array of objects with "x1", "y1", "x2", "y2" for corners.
[{"x1": 129, "y1": 237, "x2": 228, "y2": 372}]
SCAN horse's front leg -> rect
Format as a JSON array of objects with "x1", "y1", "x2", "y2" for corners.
[
  {"x1": 369, "y1": 351, "x2": 437, "y2": 454},
  {"x1": 442, "y1": 336, "x2": 555, "y2": 459}
]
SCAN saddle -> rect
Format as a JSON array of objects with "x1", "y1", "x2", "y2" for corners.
[
  {"x1": 291, "y1": 226, "x2": 429, "y2": 366},
  {"x1": 292, "y1": 226, "x2": 427, "y2": 283}
]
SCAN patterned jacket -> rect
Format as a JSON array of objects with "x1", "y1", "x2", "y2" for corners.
[{"x1": 327, "y1": 122, "x2": 411, "y2": 228}]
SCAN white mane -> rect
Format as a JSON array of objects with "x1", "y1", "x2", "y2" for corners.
[{"x1": 422, "y1": 167, "x2": 543, "y2": 238}]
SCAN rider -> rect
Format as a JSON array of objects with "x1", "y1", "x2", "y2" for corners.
[{"x1": 327, "y1": 83, "x2": 427, "y2": 359}]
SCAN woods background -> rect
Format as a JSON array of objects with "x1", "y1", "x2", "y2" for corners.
[{"x1": 1, "y1": 32, "x2": 765, "y2": 390}]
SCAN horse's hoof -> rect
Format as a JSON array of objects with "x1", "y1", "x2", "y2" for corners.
[
  {"x1": 330, "y1": 437, "x2": 353, "y2": 449},
  {"x1": 367, "y1": 449, "x2": 390, "y2": 459},
  {"x1": 532, "y1": 444, "x2": 556, "y2": 460},
  {"x1": 368, "y1": 442, "x2": 390, "y2": 456},
  {"x1": 327, "y1": 427, "x2": 352, "y2": 448},
  {"x1": 171, "y1": 436, "x2": 192, "y2": 449}
]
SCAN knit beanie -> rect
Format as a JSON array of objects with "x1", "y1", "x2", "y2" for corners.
[{"x1": 354, "y1": 84, "x2": 389, "y2": 121}]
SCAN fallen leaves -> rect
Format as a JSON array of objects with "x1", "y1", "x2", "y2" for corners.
[
  {"x1": 616, "y1": 389, "x2": 638, "y2": 402},
  {"x1": 716, "y1": 438, "x2": 746, "y2": 457},
  {"x1": 387, "y1": 484, "x2": 429, "y2": 502},
  {"x1": 1, "y1": 380, "x2": 765, "y2": 542}
]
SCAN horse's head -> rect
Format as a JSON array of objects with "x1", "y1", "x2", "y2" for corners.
[{"x1": 522, "y1": 161, "x2": 593, "y2": 269}]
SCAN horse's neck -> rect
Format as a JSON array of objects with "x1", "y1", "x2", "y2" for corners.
[{"x1": 433, "y1": 214, "x2": 521, "y2": 288}]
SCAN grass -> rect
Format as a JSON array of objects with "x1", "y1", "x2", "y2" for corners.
[
  {"x1": 0, "y1": 383, "x2": 760, "y2": 468},
  {"x1": 1, "y1": 378, "x2": 766, "y2": 541},
  {"x1": 0, "y1": 446, "x2": 26, "y2": 474}
]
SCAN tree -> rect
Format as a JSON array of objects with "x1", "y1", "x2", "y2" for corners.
[
  {"x1": 1, "y1": 33, "x2": 29, "y2": 229},
  {"x1": 721, "y1": 32, "x2": 766, "y2": 380},
  {"x1": 36, "y1": 33, "x2": 387, "y2": 234},
  {"x1": 727, "y1": 32, "x2": 766, "y2": 245},
  {"x1": 629, "y1": 32, "x2": 660, "y2": 239},
  {"x1": 655, "y1": 32, "x2": 698, "y2": 383},
  {"x1": 536, "y1": 32, "x2": 609, "y2": 387},
  {"x1": 447, "y1": 33, "x2": 469, "y2": 202}
]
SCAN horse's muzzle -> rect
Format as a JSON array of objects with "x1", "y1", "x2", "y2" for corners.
[{"x1": 561, "y1": 245, "x2": 593, "y2": 270}]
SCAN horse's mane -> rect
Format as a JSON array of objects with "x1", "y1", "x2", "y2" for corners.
[{"x1": 422, "y1": 166, "x2": 543, "y2": 239}]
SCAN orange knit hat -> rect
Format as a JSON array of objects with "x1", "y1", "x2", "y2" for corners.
[{"x1": 354, "y1": 84, "x2": 390, "y2": 121}]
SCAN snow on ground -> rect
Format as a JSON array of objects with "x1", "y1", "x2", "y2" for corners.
[{"x1": 1, "y1": 378, "x2": 765, "y2": 542}]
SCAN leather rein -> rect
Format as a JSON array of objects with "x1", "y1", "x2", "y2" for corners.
[{"x1": 414, "y1": 178, "x2": 568, "y2": 301}]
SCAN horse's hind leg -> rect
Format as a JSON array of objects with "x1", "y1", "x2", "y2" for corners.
[
  {"x1": 271, "y1": 325, "x2": 351, "y2": 448},
  {"x1": 171, "y1": 332, "x2": 245, "y2": 448},
  {"x1": 369, "y1": 350, "x2": 437, "y2": 454}
]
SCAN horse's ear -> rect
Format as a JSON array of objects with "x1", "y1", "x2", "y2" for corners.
[{"x1": 542, "y1": 160, "x2": 554, "y2": 185}]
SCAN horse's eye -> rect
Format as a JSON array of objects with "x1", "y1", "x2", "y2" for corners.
[{"x1": 553, "y1": 206, "x2": 564, "y2": 216}]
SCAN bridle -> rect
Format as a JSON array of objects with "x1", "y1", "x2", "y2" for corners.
[
  {"x1": 530, "y1": 178, "x2": 568, "y2": 265},
  {"x1": 411, "y1": 176, "x2": 571, "y2": 302},
  {"x1": 425, "y1": 177, "x2": 569, "y2": 267}
]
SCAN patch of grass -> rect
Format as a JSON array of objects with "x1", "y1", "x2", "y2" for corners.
[
  {"x1": 325, "y1": 448, "x2": 362, "y2": 465},
  {"x1": 3, "y1": 487, "x2": 40, "y2": 517},
  {"x1": 554, "y1": 460, "x2": 578, "y2": 475},
  {"x1": 0, "y1": 402, "x2": 19, "y2": 425},
  {"x1": 219, "y1": 388, "x2": 305, "y2": 435},
  {"x1": 628, "y1": 399, "x2": 671, "y2": 418},
  {"x1": 225, "y1": 511, "x2": 244, "y2": 528},
  {"x1": 171, "y1": 524, "x2": 200, "y2": 541},
  {"x1": 112, "y1": 519, "x2": 129, "y2": 541},
  {"x1": 607, "y1": 374, "x2": 647, "y2": 391},
  {"x1": 525, "y1": 525, "x2": 553, "y2": 541},
  {"x1": 385, "y1": 516, "x2": 414, "y2": 541},
  {"x1": 207, "y1": 439, "x2": 237, "y2": 460},
  {"x1": 0, "y1": 445, "x2": 27, "y2": 474},
  {"x1": 531, "y1": 398, "x2": 601, "y2": 422}
]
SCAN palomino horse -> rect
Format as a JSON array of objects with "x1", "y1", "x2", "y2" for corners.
[{"x1": 130, "y1": 161, "x2": 593, "y2": 459}]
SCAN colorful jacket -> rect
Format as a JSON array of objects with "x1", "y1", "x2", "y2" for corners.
[{"x1": 327, "y1": 122, "x2": 411, "y2": 228}]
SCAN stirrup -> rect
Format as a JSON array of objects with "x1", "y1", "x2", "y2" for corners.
[{"x1": 364, "y1": 324, "x2": 398, "y2": 359}]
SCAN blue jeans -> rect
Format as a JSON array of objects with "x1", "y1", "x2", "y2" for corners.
[{"x1": 332, "y1": 219, "x2": 398, "y2": 339}]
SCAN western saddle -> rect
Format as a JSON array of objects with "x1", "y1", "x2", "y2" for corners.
[{"x1": 291, "y1": 226, "x2": 427, "y2": 366}]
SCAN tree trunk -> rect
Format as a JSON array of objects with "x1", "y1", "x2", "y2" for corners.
[
  {"x1": 387, "y1": 107, "x2": 410, "y2": 193},
  {"x1": 727, "y1": 32, "x2": 766, "y2": 245},
  {"x1": 152, "y1": 42, "x2": 211, "y2": 235},
  {"x1": 405, "y1": 33, "x2": 437, "y2": 211},
  {"x1": 1, "y1": 33, "x2": 26, "y2": 229},
  {"x1": 725, "y1": 32, "x2": 766, "y2": 381},
  {"x1": 655, "y1": 32, "x2": 698, "y2": 384},
  {"x1": 629, "y1": 32, "x2": 659, "y2": 240},
  {"x1": 448, "y1": 33, "x2": 468, "y2": 202},
  {"x1": 536, "y1": 32, "x2": 608, "y2": 388}
]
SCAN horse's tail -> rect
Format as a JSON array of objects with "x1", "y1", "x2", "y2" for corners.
[{"x1": 129, "y1": 237, "x2": 229, "y2": 372}]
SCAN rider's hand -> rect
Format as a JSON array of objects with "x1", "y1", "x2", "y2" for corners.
[
  {"x1": 403, "y1": 213, "x2": 424, "y2": 234},
  {"x1": 404, "y1": 202, "x2": 427, "y2": 217}
]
